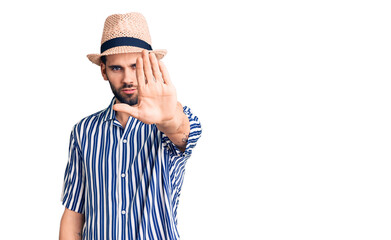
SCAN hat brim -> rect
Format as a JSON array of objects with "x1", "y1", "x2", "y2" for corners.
[{"x1": 87, "y1": 46, "x2": 167, "y2": 65}]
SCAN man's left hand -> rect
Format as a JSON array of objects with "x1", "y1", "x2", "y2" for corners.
[{"x1": 113, "y1": 50, "x2": 177, "y2": 125}]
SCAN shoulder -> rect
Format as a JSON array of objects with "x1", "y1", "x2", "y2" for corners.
[{"x1": 71, "y1": 107, "x2": 109, "y2": 138}]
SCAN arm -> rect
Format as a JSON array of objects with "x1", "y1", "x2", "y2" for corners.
[
  {"x1": 59, "y1": 208, "x2": 85, "y2": 240},
  {"x1": 156, "y1": 102, "x2": 190, "y2": 152},
  {"x1": 61, "y1": 128, "x2": 86, "y2": 239}
]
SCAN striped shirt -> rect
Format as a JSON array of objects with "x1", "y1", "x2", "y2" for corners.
[{"x1": 61, "y1": 97, "x2": 202, "y2": 240}]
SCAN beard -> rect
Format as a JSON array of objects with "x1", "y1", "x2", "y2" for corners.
[{"x1": 108, "y1": 80, "x2": 138, "y2": 106}]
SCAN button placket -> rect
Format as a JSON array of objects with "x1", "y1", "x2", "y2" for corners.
[
  {"x1": 119, "y1": 118, "x2": 141, "y2": 234},
  {"x1": 117, "y1": 134, "x2": 129, "y2": 232}
]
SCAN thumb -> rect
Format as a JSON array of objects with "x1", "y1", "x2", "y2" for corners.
[{"x1": 113, "y1": 103, "x2": 139, "y2": 119}]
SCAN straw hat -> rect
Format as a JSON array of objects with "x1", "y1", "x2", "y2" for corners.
[{"x1": 87, "y1": 12, "x2": 167, "y2": 65}]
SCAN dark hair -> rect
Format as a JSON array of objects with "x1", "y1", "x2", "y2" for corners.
[{"x1": 101, "y1": 56, "x2": 107, "y2": 65}]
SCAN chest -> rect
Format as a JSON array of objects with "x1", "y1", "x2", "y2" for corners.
[{"x1": 78, "y1": 118, "x2": 166, "y2": 182}]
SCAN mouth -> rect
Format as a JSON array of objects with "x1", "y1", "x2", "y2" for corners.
[{"x1": 122, "y1": 88, "x2": 137, "y2": 94}]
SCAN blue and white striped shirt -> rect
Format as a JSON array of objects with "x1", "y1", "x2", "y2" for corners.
[{"x1": 61, "y1": 97, "x2": 202, "y2": 240}]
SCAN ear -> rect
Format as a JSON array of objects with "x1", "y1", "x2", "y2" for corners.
[{"x1": 100, "y1": 62, "x2": 108, "y2": 81}]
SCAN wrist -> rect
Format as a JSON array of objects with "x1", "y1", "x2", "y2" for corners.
[
  {"x1": 156, "y1": 113, "x2": 182, "y2": 134},
  {"x1": 156, "y1": 102, "x2": 185, "y2": 134}
]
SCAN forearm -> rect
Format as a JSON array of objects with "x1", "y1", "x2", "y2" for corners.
[
  {"x1": 59, "y1": 208, "x2": 85, "y2": 240},
  {"x1": 156, "y1": 102, "x2": 190, "y2": 152}
]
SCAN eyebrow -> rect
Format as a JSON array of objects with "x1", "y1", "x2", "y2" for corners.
[
  {"x1": 108, "y1": 64, "x2": 122, "y2": 68},
  {"x1": 108, "y1": 63, "x2": 137, "y2": 68}
]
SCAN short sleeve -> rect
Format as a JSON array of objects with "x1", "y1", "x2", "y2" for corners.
[
  {"x1": 162, "y1": 106, "x2": 202, "y2": 158},
  {"x1": 61, "y1": 127, "x2": 86, "y2": 214}
]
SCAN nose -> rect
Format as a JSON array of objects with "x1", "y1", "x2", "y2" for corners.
[{"x1": 123, "y1": 68, "x2": 135, "y2": 85}]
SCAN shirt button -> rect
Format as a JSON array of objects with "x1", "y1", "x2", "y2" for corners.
[
  {"x1": 123, "y1": 139, "x2": 127, "y2": 143},
  {"x1": 121, "y1": 210, "x2": 126, "y2": 214},
  {"x1": 121, "y1": 173, "x2": 126, "y2": 178}
]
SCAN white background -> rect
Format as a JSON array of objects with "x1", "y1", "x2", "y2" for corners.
[{"x1": 0, "y1": 0, "x2": 390, "y2": 239}]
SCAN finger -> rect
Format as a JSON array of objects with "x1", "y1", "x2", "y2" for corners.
[
  {"x1": 158, "y1": 61, "x2": 171, "y2": 85},
  {"x1": 113, "y1": 103, "x2": 139, "y2": 119},
  {"x1": 136, "y1": 56, "x2": 146, "y2": 87},
  {"x1": 142, "y1": 50, "x2": 155, "y2": 84},
  {"x1": 149, "y1": 53, "x2": 163, "y2": 83}
]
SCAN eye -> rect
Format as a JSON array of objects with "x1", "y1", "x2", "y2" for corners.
[
  {"x1": 110, "y1": 66, "x2": 122, "y2": 71},
  {"x1": 131, "y1": 64, "x2": 137, "y2": 69}
]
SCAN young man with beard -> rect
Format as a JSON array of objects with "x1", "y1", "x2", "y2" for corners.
[{"x1": 59, "y1": 12, "x2": 202, "y2": 240}]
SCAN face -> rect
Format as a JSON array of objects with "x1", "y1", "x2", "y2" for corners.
[{"x1": 101, "y1": 52, "x2": 142, "y2": 106}]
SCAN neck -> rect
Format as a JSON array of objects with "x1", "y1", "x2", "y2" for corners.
[{"x1": 114, "y1": 98, "x2": 131, "y2": 128}]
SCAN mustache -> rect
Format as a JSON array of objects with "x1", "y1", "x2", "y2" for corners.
[{"x1": 120, "y1": 84, "x2": 137, "y2": 89}]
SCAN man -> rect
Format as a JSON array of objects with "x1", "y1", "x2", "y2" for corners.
[{"x1": 59, "y1": 12, "x2": 202, "y2": 240}]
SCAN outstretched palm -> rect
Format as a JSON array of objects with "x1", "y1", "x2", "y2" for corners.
[{"x1": 113, "y1": 51, "x2": 177, "y2": 125}]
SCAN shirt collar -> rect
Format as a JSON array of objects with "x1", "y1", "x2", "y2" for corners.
[{"x1": 103, "y1": 97, "x2": 117, "y2": 122}]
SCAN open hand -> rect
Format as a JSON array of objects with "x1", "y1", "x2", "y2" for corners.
[{"x1": 113, "y1": 50, "x2": 177, "y2": 125}]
